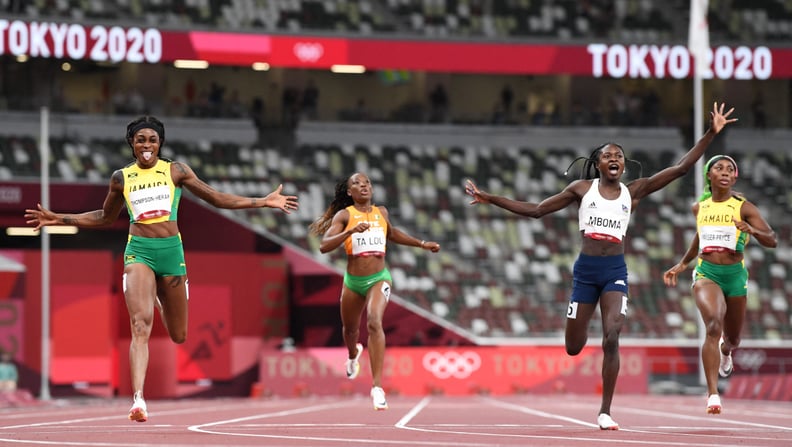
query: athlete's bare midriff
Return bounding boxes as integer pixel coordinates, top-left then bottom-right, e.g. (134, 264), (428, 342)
(580, 234), (624, 257)
(129, 221), (179, 238)
(347, 254), (386, 276)
(700, 250), (744, 265)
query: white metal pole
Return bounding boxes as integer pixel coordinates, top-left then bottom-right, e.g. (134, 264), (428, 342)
(688, 0), (711, 390)
(40, 107), (51, 401)
(693, 67), (706, 388)
(694, 75), (704, 197)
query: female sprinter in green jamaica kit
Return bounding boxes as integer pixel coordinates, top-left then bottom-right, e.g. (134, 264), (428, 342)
(664, 154), (776, 415)
(25, 115), (298, 422)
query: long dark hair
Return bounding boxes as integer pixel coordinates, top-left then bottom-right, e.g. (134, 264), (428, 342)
(309, 175), (354, 236)
(564, 143), (642, 180)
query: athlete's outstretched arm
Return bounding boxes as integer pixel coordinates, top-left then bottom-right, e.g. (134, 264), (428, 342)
(380, 206), (440, 252)
(631, 102), (737, 200)
(465, 178), (583, 218)
(25, 170), (126, 230)
(175, 161), (298, 213)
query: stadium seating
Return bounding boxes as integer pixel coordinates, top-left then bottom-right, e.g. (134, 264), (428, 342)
(15, 0), (788, 42)
(4, 0), (791, 340)
(8, 133), (789, 340)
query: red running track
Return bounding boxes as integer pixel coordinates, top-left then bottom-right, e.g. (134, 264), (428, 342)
(0, 394), (790, 446)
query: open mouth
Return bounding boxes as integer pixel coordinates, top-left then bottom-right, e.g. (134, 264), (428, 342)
(141, 151), (153, 161)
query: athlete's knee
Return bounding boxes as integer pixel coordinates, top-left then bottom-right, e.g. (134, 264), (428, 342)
(169, 329), (187, 344)
(601, 330), (620, 355)
(342, 319), (358, 333)
(565, 336), (586, 356)
(130, 327), (151, 347)
(703, 318), (724, 338)
(724, 334), (741, 350)
(167, 324), (187, 345)
(366, 318), (384, 335)
(343, 329), (359, 341)
(129, 313), (153, 338)
(366, 309), (385, 334)
(566, 343), (585, 356)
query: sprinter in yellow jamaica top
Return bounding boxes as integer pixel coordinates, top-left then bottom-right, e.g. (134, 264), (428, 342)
(25, 115), (299, 423)
(664, 154), (776, 415)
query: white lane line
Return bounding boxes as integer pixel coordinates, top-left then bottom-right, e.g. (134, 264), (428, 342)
(188, 400), (355, 432)
(395, 396), (432, 428)
(616, 405), (792, 431)
(483, 397), (600, 429)
(0, 399), (295, 430)
(189, 398), (495, 446)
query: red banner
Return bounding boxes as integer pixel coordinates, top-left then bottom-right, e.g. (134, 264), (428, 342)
(258, 346), (648, 397)
(2, 19), (792, 78)
(0, 300), (23, 363)
(176, 284), (232, 381)
(50, 283), (114, 383)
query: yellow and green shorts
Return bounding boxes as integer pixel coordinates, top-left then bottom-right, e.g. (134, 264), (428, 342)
(124, 234), (187, 277)
(693, 259), (748, 298)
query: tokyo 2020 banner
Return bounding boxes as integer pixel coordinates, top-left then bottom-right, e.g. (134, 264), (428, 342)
(259, 346), (649, 396)
(2, 19), (792, 79)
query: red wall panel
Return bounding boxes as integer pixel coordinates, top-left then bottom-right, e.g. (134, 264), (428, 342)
(258, 346), (649, 397)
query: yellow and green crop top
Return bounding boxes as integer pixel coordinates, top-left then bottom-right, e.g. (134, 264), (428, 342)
(121, 159), (181, 224)
(696, 195), (748, 253)
(343, 205), (388, 256)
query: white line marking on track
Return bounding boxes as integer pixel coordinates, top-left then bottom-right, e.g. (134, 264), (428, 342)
(0, 400), (277, 430)
(2, 396), (789, 447)
(617, 406), (792, 431)
(482, 396), (599, 429)
(395, 396), (431, 428)
(0, 441), (239, 447)
(188, 398), (499, 446)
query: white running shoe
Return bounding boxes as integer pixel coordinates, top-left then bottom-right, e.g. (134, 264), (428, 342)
(707, 394), (722, 414)
(128, 396), (148, 422)
(597, 413), (619, 430)
(345, 343), (363, 379)
(371, 386), (388, 411)
(718, 337), (733, 378)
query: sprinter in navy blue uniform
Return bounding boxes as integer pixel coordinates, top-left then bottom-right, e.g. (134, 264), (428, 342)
(465, 102), (736, 430)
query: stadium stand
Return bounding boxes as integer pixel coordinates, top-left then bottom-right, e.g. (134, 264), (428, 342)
(1, 0), (789, 341)
(4, 125), (790, 340)
(8, 0), (787, 42)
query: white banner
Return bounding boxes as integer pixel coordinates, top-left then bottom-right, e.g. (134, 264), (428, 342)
(688, 0), (710, 74)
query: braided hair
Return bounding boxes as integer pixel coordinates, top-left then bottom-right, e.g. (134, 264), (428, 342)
(564, 143), (642, 180)
(309, 175), (355, 236)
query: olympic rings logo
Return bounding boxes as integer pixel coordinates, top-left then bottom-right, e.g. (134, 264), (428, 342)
(734, 349), (767, 370)
(422, 351), (481, 379)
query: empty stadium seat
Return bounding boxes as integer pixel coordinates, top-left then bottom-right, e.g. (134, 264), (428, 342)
(24, 0), (790, 43)
(5, 133), (791, 340)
